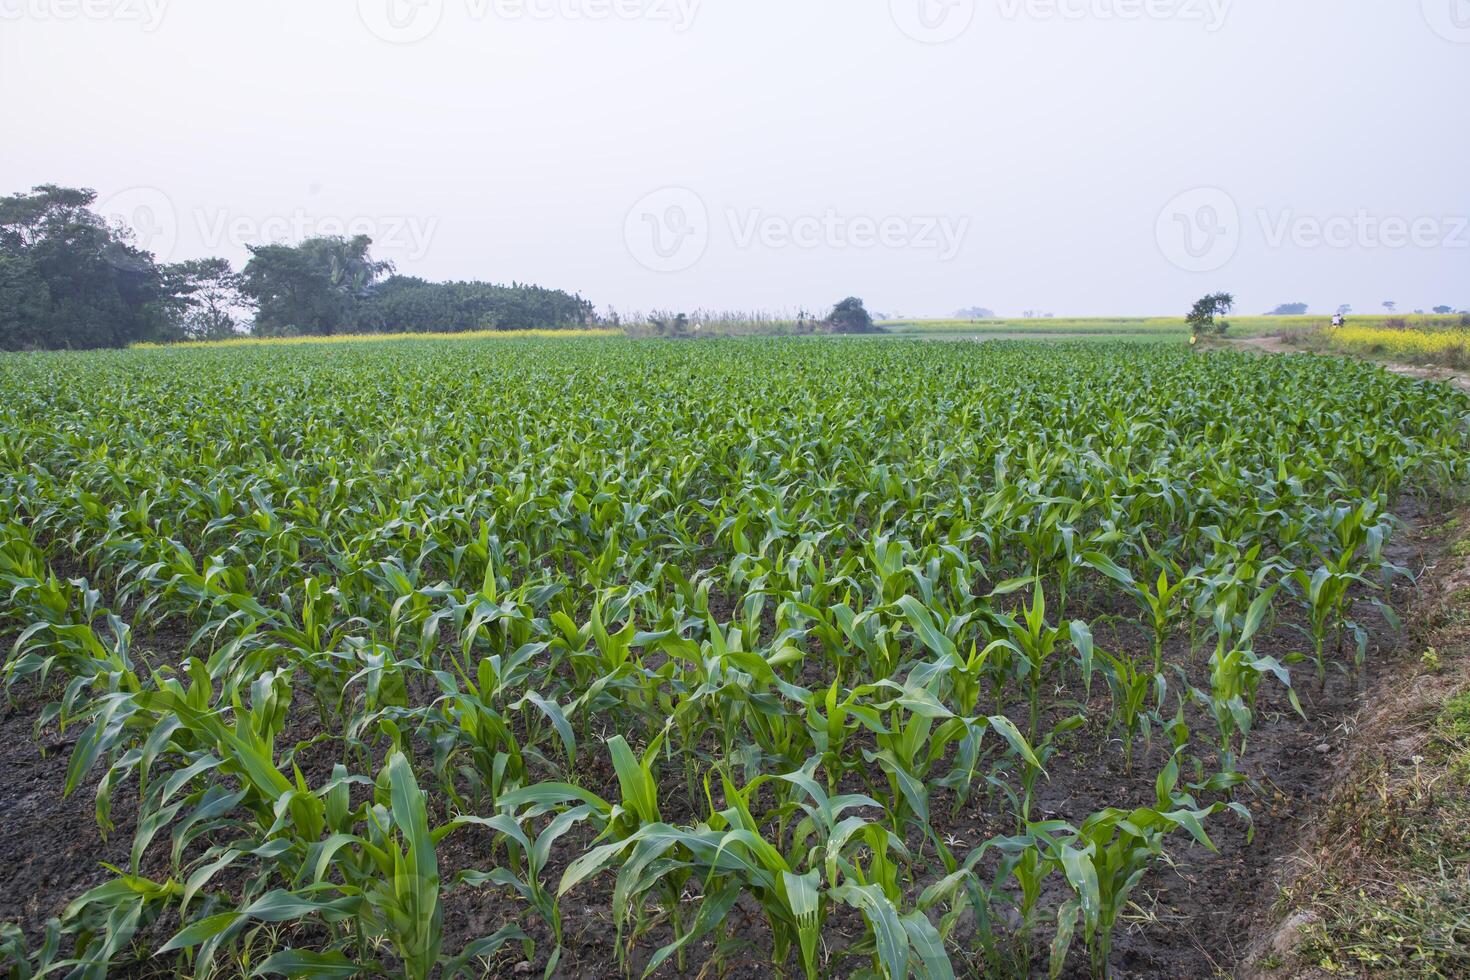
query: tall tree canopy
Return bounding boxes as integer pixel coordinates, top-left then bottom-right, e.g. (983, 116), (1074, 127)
(0, 185), (178, 350)
(240, 235), (393, 337)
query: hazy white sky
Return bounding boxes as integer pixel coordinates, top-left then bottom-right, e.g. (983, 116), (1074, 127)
(3, 0), (1467, 317)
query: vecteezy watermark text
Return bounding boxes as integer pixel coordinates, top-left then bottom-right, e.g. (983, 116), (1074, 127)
(94, 187), (439, 264)
(1157, 186), (1469, 272)
(623, 187), (970, 273)
(358, 0), (699, 44)
(196, 209), (439, 262)
(996, 0), (1231, 30)
(727, 210), (969, 261)
(891, 0), (1229, 43)
(0, 0), (168, 29)
(1259, 210), (1470, 251)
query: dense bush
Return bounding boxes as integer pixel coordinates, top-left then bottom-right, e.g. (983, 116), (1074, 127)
(357, 277), (595, 333)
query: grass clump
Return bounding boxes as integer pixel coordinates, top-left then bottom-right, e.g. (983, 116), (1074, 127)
(1436, 692), (1470, 758)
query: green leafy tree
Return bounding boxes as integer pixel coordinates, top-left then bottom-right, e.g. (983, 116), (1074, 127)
(825, 297), (879, 334)
(240, 235), (392, 336)
(161, 257), (252, 341)
(0, 252), (49, 350)
(1186, 292), (1235, 343)
(0, 184), (177, 349)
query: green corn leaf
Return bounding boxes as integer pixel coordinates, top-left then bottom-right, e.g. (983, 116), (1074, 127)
(901, 909), (954, 980)
(832, 883), (908, 980)
(896, 595), (957, 660)
(608, 735), (659, 825)
(253, 949), (361, 978)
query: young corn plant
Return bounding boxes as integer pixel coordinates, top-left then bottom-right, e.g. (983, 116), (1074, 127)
(452, 803), (597, 976)
(998, 588), (1066, 745)
(1188, 588), (1303, 772)
(1098, 646), (1155, 772)
(1286, 561), (1374, 688)
(1113, 557), (1196, 678)
(1042, 752), (1251, 977)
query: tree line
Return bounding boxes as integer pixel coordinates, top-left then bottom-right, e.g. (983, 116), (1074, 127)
(0, 185), (595, 350)
(1269, 302), (1465, 317)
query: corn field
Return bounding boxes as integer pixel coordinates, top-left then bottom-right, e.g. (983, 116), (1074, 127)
(0, 338), (1467, 978)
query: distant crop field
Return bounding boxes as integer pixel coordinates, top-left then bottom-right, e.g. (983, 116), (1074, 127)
(1299, 319), (1470, 370)
(2, 338), (1467, 978)
(130, 327), (624, 349)
(885, 314), (1465, 341)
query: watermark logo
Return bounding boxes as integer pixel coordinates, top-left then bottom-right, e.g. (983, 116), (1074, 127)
(97, 186), (179, 261)
(195, 209), (440, 262)
(1157, 187), (1240, 273)
(624, 188), (971, 272)
(94, 189), (440, 265)
(1158, 188), (1470, 270)
(727, 209), (969, 261)
(1422, 0), (1470, 43)
(484, 0), (699, 29)
(625, 188), (709, 273)
(0, 0), (169, 30)
(890, 0), (976, 43)
(359, 0), (699, 43)
(358, 0), (445, 44)
(996, 0), (1231, 31)
(1258, 210), (1469, 250)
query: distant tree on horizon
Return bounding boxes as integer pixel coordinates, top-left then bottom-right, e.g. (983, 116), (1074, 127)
(1268, 303), (1308, 316)
(1187, 292), (1235, 343)
(954, 306), (996, 320)
(825, 297), (879, 334)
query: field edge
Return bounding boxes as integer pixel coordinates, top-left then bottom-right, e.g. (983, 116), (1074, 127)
(1242, 511), (1470, 979)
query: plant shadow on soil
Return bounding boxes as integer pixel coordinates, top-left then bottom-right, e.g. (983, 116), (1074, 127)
(0, 503), (1456, 979)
